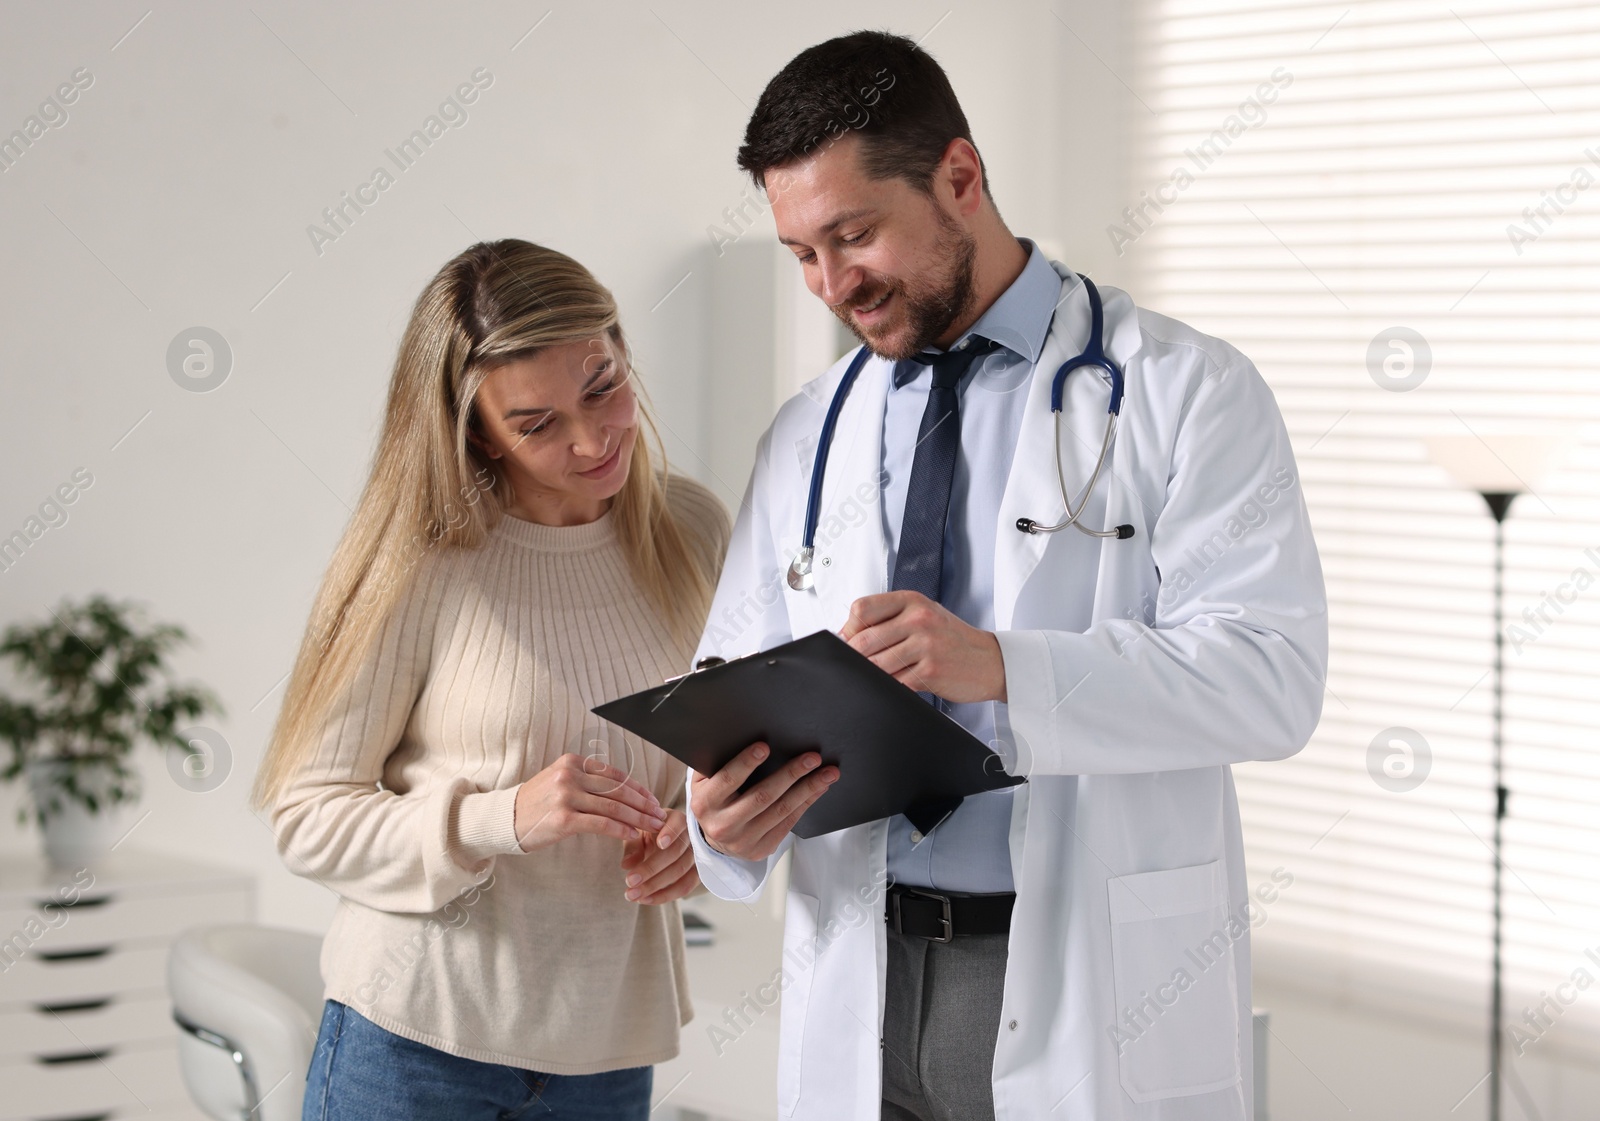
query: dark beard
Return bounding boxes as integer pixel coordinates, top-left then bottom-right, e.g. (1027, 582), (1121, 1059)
(831, 211), (979, 363)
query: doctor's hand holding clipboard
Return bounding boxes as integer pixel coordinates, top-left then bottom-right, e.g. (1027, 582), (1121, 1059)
(689, 588), (1008, 861)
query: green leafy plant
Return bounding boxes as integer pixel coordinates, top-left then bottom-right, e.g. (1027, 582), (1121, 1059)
(0, 595), (222, 823)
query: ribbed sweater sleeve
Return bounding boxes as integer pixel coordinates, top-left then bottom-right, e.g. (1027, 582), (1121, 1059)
(269, 552), (524, 915)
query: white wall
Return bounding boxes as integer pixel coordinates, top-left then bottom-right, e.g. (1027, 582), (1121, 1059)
(0, 0), (1134, 932)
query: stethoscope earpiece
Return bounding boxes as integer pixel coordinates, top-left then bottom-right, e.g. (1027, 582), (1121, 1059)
(1018, 517), (1134, 539)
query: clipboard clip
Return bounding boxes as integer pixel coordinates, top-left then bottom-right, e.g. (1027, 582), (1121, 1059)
(663, 655), (727, 686)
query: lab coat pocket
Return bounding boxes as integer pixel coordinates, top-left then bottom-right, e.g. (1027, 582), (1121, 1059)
(777, 890), (821, 1116)
(1106, 860), (1241, 1103)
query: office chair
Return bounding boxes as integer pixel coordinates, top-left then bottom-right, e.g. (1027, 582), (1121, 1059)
(167, 924), (324, 1121)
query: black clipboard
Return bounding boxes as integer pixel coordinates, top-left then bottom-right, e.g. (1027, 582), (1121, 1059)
(591, 629), (1025, 839)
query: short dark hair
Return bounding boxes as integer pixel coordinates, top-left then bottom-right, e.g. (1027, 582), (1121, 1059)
(737, 30), (989, 197)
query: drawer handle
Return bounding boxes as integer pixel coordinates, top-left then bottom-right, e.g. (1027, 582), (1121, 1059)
(37, 1047), (113, 1065)
(33, 946), (113, 963)
(33, 1115), (111, 1121)
(39, 894), (115, 911)
(34, 997), (113, 1015)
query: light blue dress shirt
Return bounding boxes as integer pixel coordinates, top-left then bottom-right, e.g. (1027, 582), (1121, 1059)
(882, 239), (1061, 894)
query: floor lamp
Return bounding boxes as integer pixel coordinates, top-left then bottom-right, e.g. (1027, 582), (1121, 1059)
(1425, 434), (1570, 1121)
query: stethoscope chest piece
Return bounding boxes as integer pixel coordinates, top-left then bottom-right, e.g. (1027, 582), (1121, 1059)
(786, 546), (816, 591)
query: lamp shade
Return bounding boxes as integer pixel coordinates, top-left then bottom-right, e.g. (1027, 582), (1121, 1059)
(1424, 429), (1579, 495)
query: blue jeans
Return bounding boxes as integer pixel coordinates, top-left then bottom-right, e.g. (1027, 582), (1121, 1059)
(302, 1001), (653, 1120)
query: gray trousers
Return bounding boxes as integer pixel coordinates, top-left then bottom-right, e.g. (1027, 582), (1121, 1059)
(880, 925), (1010, 1121)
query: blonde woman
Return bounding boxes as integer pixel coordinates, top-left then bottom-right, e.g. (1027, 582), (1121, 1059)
(254, 240), (730, 1120)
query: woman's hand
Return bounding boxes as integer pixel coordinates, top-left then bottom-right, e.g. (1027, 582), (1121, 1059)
(513, 754), (666, 853)
(620, 808), (700, 905)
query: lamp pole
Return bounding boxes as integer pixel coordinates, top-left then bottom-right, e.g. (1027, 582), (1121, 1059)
(1480, 489), (1516, 1121)
(1426, 432), (1567, 1121)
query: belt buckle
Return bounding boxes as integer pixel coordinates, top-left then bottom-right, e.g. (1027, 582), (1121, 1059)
(894, 887), (954, 943)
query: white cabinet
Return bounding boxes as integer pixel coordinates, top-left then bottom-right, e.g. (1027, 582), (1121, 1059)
(0, 850), (253, 1121)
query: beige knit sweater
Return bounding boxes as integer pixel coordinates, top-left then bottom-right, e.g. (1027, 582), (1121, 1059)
(271, 475), (730, 1074)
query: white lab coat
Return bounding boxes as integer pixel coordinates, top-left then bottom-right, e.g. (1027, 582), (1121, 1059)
(685, 261), (1327, 1121)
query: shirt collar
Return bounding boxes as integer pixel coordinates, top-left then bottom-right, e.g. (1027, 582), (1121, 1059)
(892, 238), (1059, 388)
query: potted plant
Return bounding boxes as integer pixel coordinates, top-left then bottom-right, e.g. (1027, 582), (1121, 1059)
(0, 595), (222, 866)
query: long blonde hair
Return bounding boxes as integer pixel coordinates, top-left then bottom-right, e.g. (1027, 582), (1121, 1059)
(253, 240), (716, 808)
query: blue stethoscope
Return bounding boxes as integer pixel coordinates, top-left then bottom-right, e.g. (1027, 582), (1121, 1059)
(787, 275), (1134, 592)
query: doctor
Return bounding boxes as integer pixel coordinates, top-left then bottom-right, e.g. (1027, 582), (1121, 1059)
(685, 30), (1327, 1121)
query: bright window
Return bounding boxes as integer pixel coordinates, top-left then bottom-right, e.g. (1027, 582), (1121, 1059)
(1131, 0), (1600, 1057)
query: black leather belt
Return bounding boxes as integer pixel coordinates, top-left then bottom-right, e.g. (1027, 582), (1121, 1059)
(886, 884), (1015, 942)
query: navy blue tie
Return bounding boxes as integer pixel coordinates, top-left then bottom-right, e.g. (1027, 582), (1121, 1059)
(891, 336), (999, 834)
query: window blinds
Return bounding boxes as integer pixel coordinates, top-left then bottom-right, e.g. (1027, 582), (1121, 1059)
(1131, 0), (1600, 1057)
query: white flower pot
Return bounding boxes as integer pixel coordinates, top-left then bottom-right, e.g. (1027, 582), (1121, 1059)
(26, 760), (125, 868)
